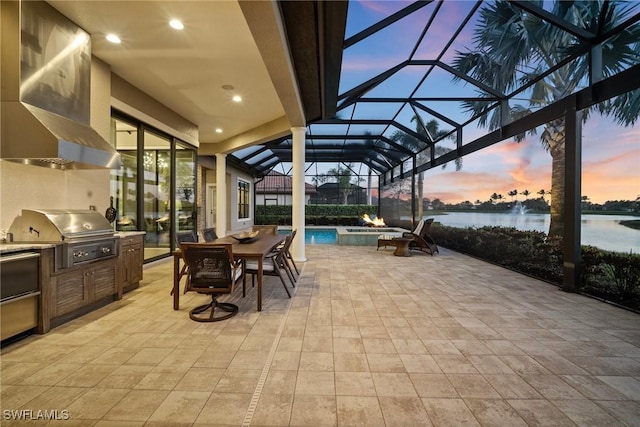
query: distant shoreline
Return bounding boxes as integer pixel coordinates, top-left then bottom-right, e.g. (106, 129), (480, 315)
(620, 220), (640, 230)
(426, 210), (640, 217)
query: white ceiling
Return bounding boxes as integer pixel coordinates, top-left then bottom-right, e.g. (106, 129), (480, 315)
(46, 0), (300, 151)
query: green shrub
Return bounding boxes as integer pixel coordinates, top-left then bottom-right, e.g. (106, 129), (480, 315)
(255, 204), (378, 225)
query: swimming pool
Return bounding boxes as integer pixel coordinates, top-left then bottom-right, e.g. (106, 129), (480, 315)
(279, 228), (337, 244)
(278, 226), (408, 245)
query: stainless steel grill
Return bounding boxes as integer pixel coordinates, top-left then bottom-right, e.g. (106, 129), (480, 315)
(8, 209), (118, 269)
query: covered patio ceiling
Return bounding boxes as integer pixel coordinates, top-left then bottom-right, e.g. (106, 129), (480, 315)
(232, 0), (640, 177)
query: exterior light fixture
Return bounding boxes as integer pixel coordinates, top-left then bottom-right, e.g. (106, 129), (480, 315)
(106, 34), (121, 44)
(169, 19), (184, 30)
(215, 128), (223, 133)
(232, 95), (242, 103)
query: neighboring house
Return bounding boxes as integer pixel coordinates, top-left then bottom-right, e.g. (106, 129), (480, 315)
(311, 182), (368, 205)
(255, 171), (316, 205)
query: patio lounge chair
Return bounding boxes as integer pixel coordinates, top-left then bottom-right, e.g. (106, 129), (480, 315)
(402, 218), (438, 255)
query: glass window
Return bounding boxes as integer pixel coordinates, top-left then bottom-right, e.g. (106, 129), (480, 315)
(110, 117), (137, 232)
(238, 179), (250, 219)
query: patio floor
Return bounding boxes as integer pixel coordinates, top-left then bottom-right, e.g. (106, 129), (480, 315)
(1, 245), (639, 426)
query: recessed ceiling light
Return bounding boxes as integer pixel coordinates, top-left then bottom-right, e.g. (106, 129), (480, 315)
(215, 128), (223, 134)
(106, 34), (121, 44)
(169, 19), (184, 30)
(232, 95), (242, 103)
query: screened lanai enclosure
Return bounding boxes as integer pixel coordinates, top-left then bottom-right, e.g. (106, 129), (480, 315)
(231, 1), (640, 291)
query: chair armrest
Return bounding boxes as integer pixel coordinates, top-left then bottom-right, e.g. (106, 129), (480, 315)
(402, 232), (416, 238)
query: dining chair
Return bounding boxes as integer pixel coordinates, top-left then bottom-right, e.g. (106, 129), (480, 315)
(181, 243), (239, 322)
(243, 236), (293, 298)
(173, 231), (197, 295)
(202, 227), (218, 242)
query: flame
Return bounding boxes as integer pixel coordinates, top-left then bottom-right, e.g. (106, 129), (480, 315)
(362, 213), (386, 227)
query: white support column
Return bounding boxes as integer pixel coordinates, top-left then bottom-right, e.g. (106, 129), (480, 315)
(216, 153), (227, 237)
(291, 126), (307, 262)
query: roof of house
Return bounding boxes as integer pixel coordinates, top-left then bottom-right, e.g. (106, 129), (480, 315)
(255, 171), (316, 194)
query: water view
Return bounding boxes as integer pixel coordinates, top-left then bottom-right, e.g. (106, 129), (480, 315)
(426, 212), (639, 253)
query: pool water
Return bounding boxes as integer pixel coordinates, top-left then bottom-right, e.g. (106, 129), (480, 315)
(278, 228), (337, 244)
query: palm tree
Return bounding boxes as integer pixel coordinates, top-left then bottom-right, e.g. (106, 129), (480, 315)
(315, 162), (362, 204)
(508, 189), (518, 202)
(520, 189), (531, 200)
(453, 1), (640, 236)
(392, 115), (460, 220)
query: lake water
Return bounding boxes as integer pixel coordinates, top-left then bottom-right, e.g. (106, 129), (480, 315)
(424, 212), (639, 253)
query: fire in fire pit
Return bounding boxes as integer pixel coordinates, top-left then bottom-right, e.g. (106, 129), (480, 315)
(361, 213), (386, 227)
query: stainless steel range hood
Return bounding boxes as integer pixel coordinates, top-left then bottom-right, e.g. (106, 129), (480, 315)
(1, 0), (121, 170)
(1, 102), (121, 169)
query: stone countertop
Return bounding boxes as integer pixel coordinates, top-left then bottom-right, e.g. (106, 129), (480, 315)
(0, 243), (56, 254)
(1, 232), (146, 254)
(116, 231), (146, 238)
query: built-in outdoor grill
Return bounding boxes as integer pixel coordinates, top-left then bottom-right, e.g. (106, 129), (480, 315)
(8, 209), (118, 269)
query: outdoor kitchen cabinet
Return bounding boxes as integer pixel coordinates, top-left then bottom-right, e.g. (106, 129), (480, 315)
(48, 258), (117, 324)
(118, 234), (144, 295)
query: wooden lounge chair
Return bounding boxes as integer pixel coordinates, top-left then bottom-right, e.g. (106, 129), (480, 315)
(402, 218), (438, 255)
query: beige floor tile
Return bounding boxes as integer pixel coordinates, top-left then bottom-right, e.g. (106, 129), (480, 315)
(277, 336), (303, 352)
(560, 374), (630, 400)
(90, 348), (138, 365)
(362, 338), (398, 354)
(464, 398), (528, 426)
(301, 336), (333, 353)
(19, 363), (78, 386)
(262, 370), (298, 395)
(55, 365), (119, 388)
(270, 351), (301, 371)
(251, 393), (294, 426)
(409, 373), (459, 398)
(96, 365), (153, 389)
(446, 374), (501, 399)
(594, 400), (640, 427)
(336, 396), (384, 426)
(432, 354), (478, 374)
(378, 396), (432, 426)
(19, 386), (86, 412)
(124, 347), (173, 366)
(227, 350), (269, 370)
(174, 367), (225, 392)
(335, 372), (376, 396)
(371, 372), (417, 397)
(597, 375), (640, 399)
(290, 395), (336, 426)
(392, 338), (427, 354)
(421, 398), (480, 426)
(295, 371), (335, 395)
(482, 374), (542, 399)
(553, 399), (622, 426)
(467, 354), (515, 374)
(1, 362), (46, 385)
(520, 373), (584, 399)
(214, 369), (261, 394)
(333, 353), (369, 372)
(400, 354), (442, 373)
(193, 350), (237, 369)
(103, 389), (170, 422)
(147, 390), (210, 423)
(332, 337), (364, 353)
(195, 392), (251, 425)
(421, 340), (462, 355)
(134, 365), (189, 390)
(66, 388), (130, 420)
(366, 353), (406, 373)
(507, 399), (579, 427)
(332, 325), (361, 338)
(299, 351), (334, 371)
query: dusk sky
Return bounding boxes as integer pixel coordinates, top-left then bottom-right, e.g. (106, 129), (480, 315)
(336, 0), (640, 205)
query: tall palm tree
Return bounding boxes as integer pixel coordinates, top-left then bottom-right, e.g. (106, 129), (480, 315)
(315, 162), (362, 204)
(392, 115), (461, 220)
(453, 0), (640, 236)
(508, 189), (518, 202)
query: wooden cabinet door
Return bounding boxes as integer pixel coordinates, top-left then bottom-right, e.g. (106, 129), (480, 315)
(93, 259), (117, 300)
(51, 269), (90, 317)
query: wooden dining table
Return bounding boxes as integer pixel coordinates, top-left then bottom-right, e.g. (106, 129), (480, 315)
(172, 233), (285, 312)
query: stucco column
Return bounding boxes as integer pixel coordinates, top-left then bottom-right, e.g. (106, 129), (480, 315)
(291, 126), (307, 262)
(216, 153), (227, 237)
